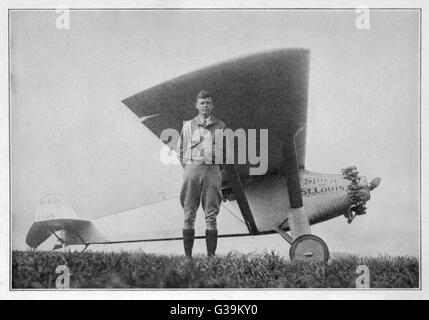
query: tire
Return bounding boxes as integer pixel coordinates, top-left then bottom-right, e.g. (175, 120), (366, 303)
(289, 234), (329, 262)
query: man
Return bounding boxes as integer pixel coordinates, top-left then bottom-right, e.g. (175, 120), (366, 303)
(177, 89), (228, 259)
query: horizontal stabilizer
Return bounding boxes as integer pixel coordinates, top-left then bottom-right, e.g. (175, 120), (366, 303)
(26, 194), (105, 248)
(26, 219), (95, 249)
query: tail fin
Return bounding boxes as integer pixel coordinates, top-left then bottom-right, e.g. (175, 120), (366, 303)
(26, 194), (104, 249)
(34, 194), (80, 222)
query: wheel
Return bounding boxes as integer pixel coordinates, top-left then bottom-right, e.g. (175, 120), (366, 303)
(289, 234), (329, 262)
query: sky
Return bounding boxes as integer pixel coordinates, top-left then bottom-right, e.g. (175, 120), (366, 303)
(10, 9), (420, 257)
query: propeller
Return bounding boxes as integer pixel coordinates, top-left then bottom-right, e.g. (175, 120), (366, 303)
(368, 177), (381, 191)
(341, 166), (380, 224)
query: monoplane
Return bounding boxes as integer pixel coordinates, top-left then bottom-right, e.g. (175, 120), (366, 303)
(26, 48), (381, 261)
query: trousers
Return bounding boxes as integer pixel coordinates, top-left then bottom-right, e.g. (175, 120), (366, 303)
(180, 164), (222, 230)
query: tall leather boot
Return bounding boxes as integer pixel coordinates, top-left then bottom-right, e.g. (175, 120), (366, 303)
(183, 229), (195, 259)
(206, 229), (218, 257)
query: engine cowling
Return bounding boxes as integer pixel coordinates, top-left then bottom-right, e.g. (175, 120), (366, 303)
(300, 167), (380, 225)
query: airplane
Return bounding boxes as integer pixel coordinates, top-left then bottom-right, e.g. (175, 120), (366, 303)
(25, 48), (381, 262)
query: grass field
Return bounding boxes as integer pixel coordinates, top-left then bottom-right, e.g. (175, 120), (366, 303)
(12, 250), (419, 289)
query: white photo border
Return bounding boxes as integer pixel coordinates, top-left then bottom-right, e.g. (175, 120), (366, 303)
(1, 0), (426, 300)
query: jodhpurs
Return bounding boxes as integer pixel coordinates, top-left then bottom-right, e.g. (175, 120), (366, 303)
(180, 164), (222, 230)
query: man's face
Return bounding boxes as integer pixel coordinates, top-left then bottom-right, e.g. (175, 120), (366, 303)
(195, 97), (214, 118)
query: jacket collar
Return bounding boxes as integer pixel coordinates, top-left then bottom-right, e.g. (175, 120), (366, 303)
(193, 115), (218, 127)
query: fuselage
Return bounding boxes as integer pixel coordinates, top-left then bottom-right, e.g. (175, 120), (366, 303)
(239, 168), (371, 233)
(26, 167), (376, 249)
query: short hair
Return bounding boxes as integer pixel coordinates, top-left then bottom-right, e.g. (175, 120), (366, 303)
(196, 89), (212, 100)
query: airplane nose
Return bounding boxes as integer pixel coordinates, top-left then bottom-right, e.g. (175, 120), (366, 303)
(368, 177), (381, 191)
(341, 167), (381, 223)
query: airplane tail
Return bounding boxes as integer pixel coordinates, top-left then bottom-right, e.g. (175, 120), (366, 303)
(25, 194), (104, 249)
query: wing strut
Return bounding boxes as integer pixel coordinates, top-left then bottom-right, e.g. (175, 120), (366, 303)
(282, 130), (304, 208)
(281, 130), (311, 238)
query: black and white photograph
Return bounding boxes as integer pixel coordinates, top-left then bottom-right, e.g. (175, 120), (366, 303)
(2, 0), (426, 298)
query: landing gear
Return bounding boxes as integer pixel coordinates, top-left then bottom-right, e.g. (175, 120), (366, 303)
(274, 228), (329, 262)
(289, 234), (329, 262)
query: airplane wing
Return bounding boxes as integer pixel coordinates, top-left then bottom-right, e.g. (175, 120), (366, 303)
(123, 48), (310, 233)
(123, 48), (309, 172)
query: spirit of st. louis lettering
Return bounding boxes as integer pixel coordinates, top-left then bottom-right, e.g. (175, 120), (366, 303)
(303, 177), (338, 185)
(300, 174), (346, 196)
(301, 185), (345, 196)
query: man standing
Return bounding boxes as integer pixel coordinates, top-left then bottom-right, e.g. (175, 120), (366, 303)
(177, 89), (227, 259)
